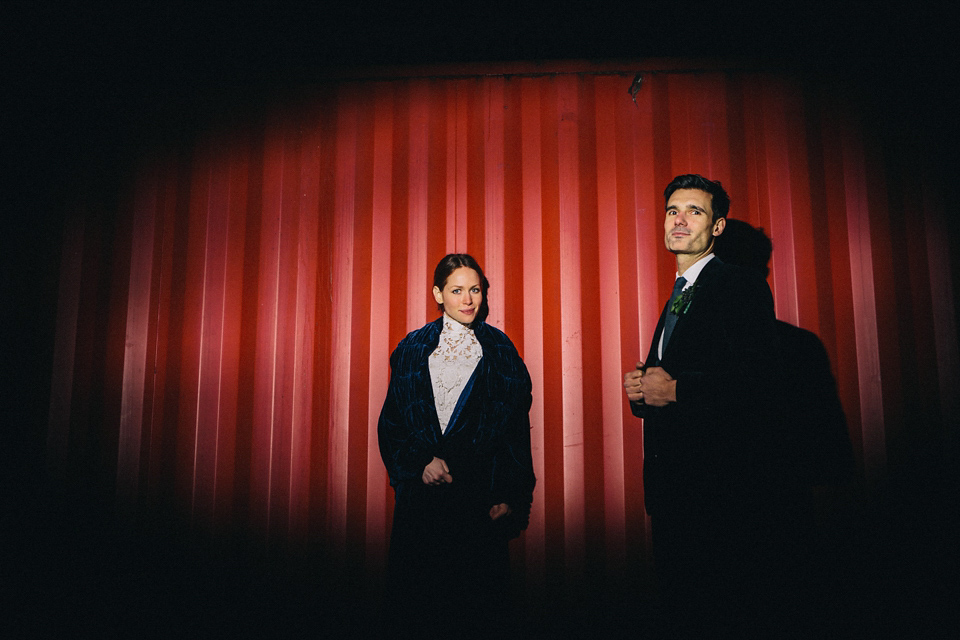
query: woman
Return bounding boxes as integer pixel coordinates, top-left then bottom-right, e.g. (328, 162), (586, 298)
(378, 254), (535, 634)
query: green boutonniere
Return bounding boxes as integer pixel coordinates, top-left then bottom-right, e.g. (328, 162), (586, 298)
(669, 282), (698, 316)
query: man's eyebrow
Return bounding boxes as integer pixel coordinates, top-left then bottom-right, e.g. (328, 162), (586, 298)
(665, 204), (707, 212)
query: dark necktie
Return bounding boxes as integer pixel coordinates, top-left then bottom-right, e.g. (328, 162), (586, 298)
(661, 276), (687, 352)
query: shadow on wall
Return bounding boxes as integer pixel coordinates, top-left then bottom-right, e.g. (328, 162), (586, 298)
(715, 219), (959, 638)
(715, 218), (855, 492)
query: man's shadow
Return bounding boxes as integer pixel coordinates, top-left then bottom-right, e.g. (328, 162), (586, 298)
(715, 220), (855, 530)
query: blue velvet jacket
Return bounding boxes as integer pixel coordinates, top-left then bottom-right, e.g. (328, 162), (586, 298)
(378, 317), (535, 537)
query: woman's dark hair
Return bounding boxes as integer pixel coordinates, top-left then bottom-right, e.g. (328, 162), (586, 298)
(664, 174), (731, 221)
(433, 253), (490, 323)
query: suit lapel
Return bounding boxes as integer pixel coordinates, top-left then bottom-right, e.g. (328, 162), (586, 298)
(418, 319), (445, 440)
(423, 369), (444, 439)
(648, 305), (669, 366)
(657, 257), (722, 364)
(443, 359), (482, 438)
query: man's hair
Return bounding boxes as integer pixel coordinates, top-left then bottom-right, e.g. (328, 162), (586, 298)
(664, 174), (731, 221)
(433, 253), (490, 322)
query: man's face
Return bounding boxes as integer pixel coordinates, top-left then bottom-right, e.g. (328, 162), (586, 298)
(663, 188), (725, 258)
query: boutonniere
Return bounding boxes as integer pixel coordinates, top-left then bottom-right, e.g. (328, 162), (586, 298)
(669, 282), (698, 316)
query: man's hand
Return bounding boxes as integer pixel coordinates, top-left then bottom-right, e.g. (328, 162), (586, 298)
(623, 361), (646, 403)
(639, 366), (676, 407)
(422, 457), (453, 485)
(489, 503), (512, 520)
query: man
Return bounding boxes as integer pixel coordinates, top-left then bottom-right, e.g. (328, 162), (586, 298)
(624, 175), (783, 635)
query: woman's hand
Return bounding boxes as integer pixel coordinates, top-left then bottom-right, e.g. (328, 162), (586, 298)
(422, 457), (453, 485)
(489, 503), (511, 520)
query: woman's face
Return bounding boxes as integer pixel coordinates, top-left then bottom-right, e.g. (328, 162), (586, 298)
(433, 267), (482, 326)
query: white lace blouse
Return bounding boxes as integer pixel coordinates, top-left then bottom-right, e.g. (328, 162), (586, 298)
(429, 313), (483, 433)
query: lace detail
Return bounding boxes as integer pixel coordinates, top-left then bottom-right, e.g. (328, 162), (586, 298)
(429, 314), (483, 433)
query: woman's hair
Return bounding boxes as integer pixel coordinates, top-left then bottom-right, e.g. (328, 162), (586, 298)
(433, 253), (490, 323)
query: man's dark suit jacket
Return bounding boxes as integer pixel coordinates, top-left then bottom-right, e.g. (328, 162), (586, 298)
(631, 256), (782, 539)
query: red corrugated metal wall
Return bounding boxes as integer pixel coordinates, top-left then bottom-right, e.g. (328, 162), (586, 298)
(47, 61), (959, 584)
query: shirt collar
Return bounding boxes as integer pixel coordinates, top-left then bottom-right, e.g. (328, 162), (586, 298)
(677, 253), (715, 288)
(442, 312), (476, 336)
